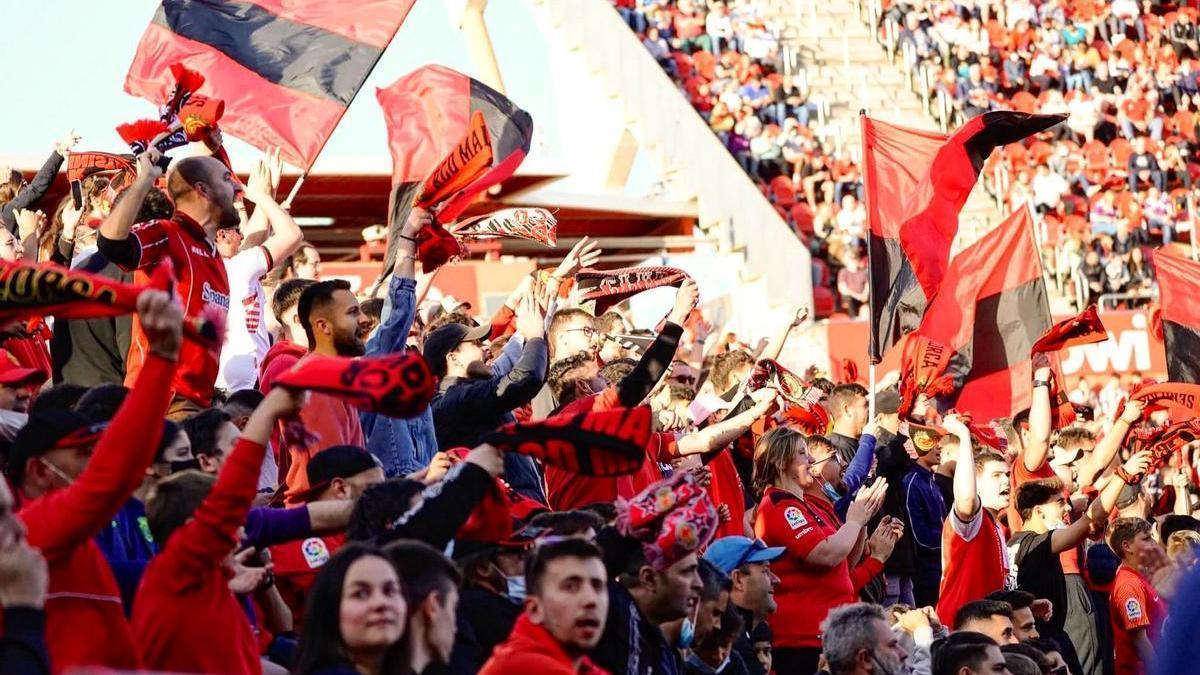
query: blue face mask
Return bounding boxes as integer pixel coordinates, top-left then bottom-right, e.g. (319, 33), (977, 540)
(505, 575), (526, 602)
(679, 617), (696, 649)
(821, 479), (843, 501)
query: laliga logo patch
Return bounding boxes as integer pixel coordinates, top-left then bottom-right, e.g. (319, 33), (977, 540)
(784, 506), (807, 530)
(301, 537), (330, 569)
(1125, 598), (1143, 621)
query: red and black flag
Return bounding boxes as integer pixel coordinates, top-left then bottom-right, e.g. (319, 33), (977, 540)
(125, 0), (416, 169)
(1154, 250), (1200, 383)
(912, 207), (1054, 422)
(376, 65), (534, 273)
(862, 110), (1065, 362)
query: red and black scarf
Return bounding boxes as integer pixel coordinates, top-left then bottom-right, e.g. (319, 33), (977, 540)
(451, 207), (557, 247)
(272, 350), (436, 418)
(0, 259), (221, 348)
(483, 406), (653, 477)
(574, 266), (691, 313)
(898, 334), (955, 419)
(1131, 382), (1200, 420)
(1128, 418), (1200, 480)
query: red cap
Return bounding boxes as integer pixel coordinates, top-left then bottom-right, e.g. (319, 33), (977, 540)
(0, 350), (46, 387)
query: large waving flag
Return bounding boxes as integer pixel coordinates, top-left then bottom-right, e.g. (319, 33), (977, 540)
(913, 207), (1053, 421)
(125, 0), (416, 169)
(1155, 250), (1200, 383)
(376, 65), (534, 272)
(863, 111), (1065, 362)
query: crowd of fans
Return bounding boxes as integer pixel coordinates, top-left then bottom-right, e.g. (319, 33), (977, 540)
(880, 0), (1200, 311)
(0, 114), (1196, 675)
(612, 0), (871, 318)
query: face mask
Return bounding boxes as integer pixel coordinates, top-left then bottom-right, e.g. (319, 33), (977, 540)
(678, 617), (696, 649)
(505, 575), (526, 602)
(821, 479), (843, 501)
(170, 458), (202, 473)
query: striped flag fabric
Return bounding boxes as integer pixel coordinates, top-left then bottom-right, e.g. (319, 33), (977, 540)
(1154, 250), (1200, 383)
(125, 0), (416, 169)
(862, 110), (1066, 362)
(376, 65), (534, 272)
(912, 206), (1054, 421)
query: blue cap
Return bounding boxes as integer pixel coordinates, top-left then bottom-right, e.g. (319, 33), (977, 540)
(703, 536), (786, 574)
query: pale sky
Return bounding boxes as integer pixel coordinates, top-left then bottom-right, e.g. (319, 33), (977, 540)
(0, 0), (567, 172)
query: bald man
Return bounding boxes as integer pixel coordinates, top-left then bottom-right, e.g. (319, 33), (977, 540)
(98, 150), (241, 418)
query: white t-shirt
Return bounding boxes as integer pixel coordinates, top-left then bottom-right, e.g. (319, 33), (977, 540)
(217, 246), (272, 392)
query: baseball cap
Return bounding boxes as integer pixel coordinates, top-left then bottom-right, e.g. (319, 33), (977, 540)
(704, 536), (785, 574)
(422, 322), (491, 377)
(8, 410), (106, 484)
(0, 350), (47, 387)
(287, 445), (381, 503)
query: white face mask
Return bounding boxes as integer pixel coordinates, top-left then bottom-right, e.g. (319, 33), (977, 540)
(40, 458), (75, 486)
(505, 574), (526, 602)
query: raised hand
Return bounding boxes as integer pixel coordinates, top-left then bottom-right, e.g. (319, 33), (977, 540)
(1120, 399), (1146, 425)
(668, 279), (699, 325)
(13, 208), (45, 241)
(136, 148), (164, 182)
(941, 413), (970, 440)
(54, 128), (81, 156)
(242, 156), (275, 205)
(552, 236), (602, 281)
(514, 290), (545, 340)
(846, 478), (888, 526)
(403, 206), (433, 240)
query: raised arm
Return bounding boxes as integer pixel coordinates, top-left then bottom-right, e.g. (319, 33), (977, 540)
(385, 444), (504, 549)
(0, 131), (76, 231)
(944, 415), (979, 521)
(240, 151), (303, 265)
(1051, 451), (1150, 554)
(760, 307), (807, 362)
(615, 280), (697, 407)
(365, 211), (425, 357)
(1024, 365), (1054, 473)
(1077, 400), (1143, 489)
(97, 149), (164, 270)
(163, 387), (306, 577)
(676, 389), (775, 457)
(22, 290), (180, 560)
(490, 295), (548, 409)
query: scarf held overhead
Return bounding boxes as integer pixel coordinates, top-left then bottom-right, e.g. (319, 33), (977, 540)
(574, 266), (691, 313)
(1131, 382), (1200, 420)
(272, 350), (436, 418)
(483, 406), (653, 477)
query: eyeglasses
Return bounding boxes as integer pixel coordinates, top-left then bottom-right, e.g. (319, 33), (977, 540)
(564, 327), (597, 337)
(811, 454), (845, 469)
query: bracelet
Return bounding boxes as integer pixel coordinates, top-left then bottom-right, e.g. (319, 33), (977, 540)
(1032, 380), (1051, 389)
(1115, 466), (1141, 485)
(398, 235), (418, 243)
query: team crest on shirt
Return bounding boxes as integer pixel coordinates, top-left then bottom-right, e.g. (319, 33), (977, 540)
(1125, 598), (1143, 621)
(301, 537), (331, 568)
(784, 506), (807, 529)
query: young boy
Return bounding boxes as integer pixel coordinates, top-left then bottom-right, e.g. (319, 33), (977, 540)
(1107, 517), (1168, 675)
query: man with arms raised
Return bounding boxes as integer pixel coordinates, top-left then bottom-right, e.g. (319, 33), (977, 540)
(98, 149), (240, 418)
(482, 538), (609, 674)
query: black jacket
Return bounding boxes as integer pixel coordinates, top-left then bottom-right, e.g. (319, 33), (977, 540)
(449, 585), (522, 674)
(593, 583), (681, 675)
(432, 337), (548, 502)
(381, 462), (496, 550)
(2, 151), (62, 232)
(50, 252), (131, 387)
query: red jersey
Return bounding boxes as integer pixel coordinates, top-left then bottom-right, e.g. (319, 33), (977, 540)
(271, 533), (347, 629)
(133, 437), (267, 674)
(938, 506), (1009, 627)
(5, 355), (174, 673)
(1110, 564), (1167, 675)
(754, 487), (883, 648)
(120, 213), (229, 406)
(708, 450), (747, 539)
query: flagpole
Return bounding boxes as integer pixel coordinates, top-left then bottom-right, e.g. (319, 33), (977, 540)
(861, 108), (877, 418)
(281, 173), (306, 210)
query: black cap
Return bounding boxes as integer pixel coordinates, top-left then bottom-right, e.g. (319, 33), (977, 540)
(422, 322), (491, 377)
(306, 445), (380, 488)
(7, 410), (106, 485)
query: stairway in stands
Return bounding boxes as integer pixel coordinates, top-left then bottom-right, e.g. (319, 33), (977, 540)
(764, 0), (1003, 250)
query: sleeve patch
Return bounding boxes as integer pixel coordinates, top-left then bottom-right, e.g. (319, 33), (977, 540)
(784, 506), (808, 529)
(1124, 597), (1143, 622)
(301, 537), (331, 569)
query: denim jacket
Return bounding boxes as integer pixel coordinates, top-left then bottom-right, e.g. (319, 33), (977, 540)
(360, 276), (440, 476)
